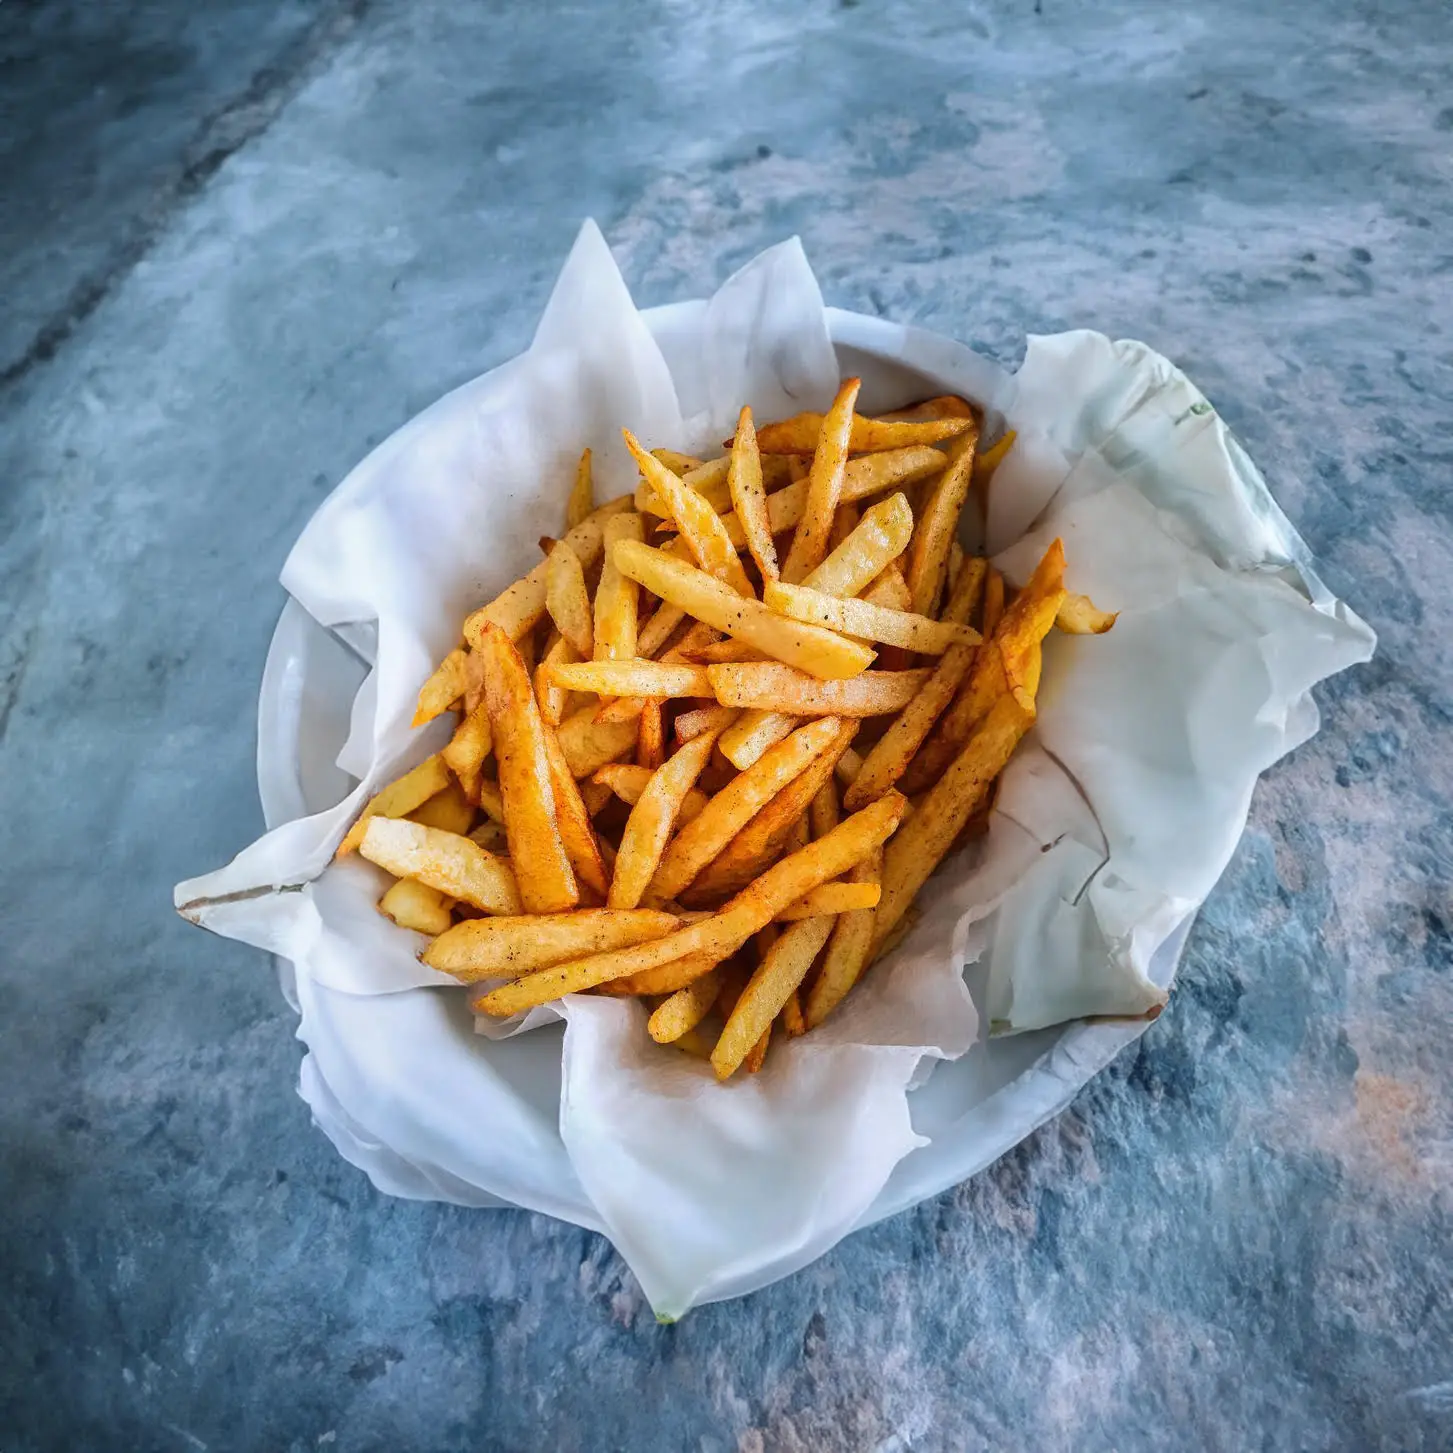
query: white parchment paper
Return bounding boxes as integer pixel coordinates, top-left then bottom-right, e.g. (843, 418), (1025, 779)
(176, 223), (1374, 1316)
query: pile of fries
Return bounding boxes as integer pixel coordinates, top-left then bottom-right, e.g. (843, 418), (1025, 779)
(337, 382), (1114, 1080)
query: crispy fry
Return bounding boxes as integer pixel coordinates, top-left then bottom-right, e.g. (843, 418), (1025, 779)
(635, 455), (732, 516)
(611, 540), (874, 680)
(906, 426), (978, 618)
(782, 377), (861, 584)
(1056, 592), (1118, 635)
(875, 394), (976, 423)
(648, 969), (722, 1043)
(593, 763), (710, 825)
(556, 703), (640, 777)
(626, 432), (754, 597)
(764, 580), (979, 654)
(463, 494), (632, 645)
(636, 698), (665, 770)
(413, 647), (467, 727)
(712, 915), (835, 1079)
(424, 908), (680, 982)
(409, 779), (475, 836)
(708, 663), (932, 716)
(566, 447), (594, 530)
(359, 818), (522, 915)
(652, 448), (703, 474)
(753, 411), (972, 455)
(744, 1022), (773, 1073)
(777, 879), (879, 920)
(718, 709), (798, 769)
(780, 989), (807, 1037)
(593, 513), (645, 666)
(546, 660), (714, 699)
(545, 540), (594, 656)
(729, 406), (778, 583)
(608, 948), (727, 997)
(377, 877), (455, 936)
(803, 492), (914, 598)
(535, 632), (578, 726)
(337, 754), (452, 857)
(648, 715), (846, 902)
(476, 791), (906, 1016)
(804, 846), (882, 1026)
(542, 721), (611, 901)
(478, 623), (578, 913)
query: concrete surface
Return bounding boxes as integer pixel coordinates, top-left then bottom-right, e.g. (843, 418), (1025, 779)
(1, 0), (1450, 1449)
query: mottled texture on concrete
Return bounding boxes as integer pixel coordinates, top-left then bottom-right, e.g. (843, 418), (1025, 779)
(2, 1), (1450, 1449)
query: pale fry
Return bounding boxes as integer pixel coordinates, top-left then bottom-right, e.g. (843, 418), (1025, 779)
(648, 970), (722, 1044)
(611, 539), (875, 680)
(476, 791), (906, 1016)
(413, 647), (467, 727)
(802, 492), (914, 598)
(809, 778), (840, 840)
(764, 581), (979, 654)
(835, 746), (864, 785)
(592, 764), (710, 825)
(478, 623), (578, 913)
(712, 915), (836, 1080)
(337, 754), (452, 857)
(1056, 592), (1118, 635)
(410, 779), (475, 836)
(463, 494), (632, 645)
(425, 908), (680, 982)
(377, 878), (455, 936)
(593, 513), (645, 665)
(782, 377), (861, 584)
(611, 732), (720, 909)
(625, 431), (754, 597)
(717, 447), (945, 547)
(803, 846), (882, 1026)
(906, 425), (978, 618)
(648, 715), (845, 902)
(777, 880), (880, 920)
(673, 703), (739, 742)
(636, 601), (688, 658)
(566, 448), (594, 530)
(753, 411), (972, 455)
(542, 722), (611, 901)
(872, 693), (1032, 953)
(729, 406), (778, 583)
(545, 540), (594, 656)
(359, 818), (522, 915)
(547, 660), (715, 699)
(708, 663), (932, 716)
(556, 704), (640, 777)
(718, 708), (798, 769)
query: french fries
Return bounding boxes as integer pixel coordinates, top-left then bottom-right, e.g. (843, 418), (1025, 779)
(340, 391), (1114, 1079)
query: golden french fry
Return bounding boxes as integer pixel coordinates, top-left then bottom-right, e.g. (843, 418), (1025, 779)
(409, 779), (475, 836)
(556, 704), (640, 777)
(782, 377), (861, 584)
(475, 791), (906, 1016)
(608, 948), (727, 997)
(360, 818), (522, 915)
(744, 1022), (772, 1074)
(634, 455), (732, 516)
(541, 721), (610, 901)
(546, 660), (714, 699)
(648, 969), (722, 1043)
(780, 989), (806, 1037)
(1056, 592), (1118, 635)
(802, 492), (914, 598)
(680, 639), (765, 665)
(413, 647), (467, 727)
(477, 623), (578, 913)
(566, 447), (594, 530)
(875, 395), (976, 423)
(625, 432), (754, 597)
(440, 705), (490, 800)
(872, 693), (1033, 953)
(648, 715), (845, 902)
(580, 778), (615, 816)
(545, 540), (594, 656)
(729, 406), (778, 583)
(377, 877), (455, 936)
(753, 411), (972, 455)
(943, 555), (989, 627)
(463, 646), (490, 717)
(636, 601), (688, 658)
(905, 426), (978, 618)
(425, 908), (680, 982)
(337, 754), (452, 857)
(685, 720), (858, 901)
(535, 632), (579, 727)
(763, 581), (979, 654)
(860, 560), (912, 613)
(718, 709), (799, 770)
(803, 846), (882, 1026)
(707, 663), (932, 716)
(611, 540), (875, 680)
(593, 513), (645, 665)
(777, 879), (879, 920)
(463, 494), (632, 645)
(592, 763), (710, 825)
(652, 448), (703, 474)
(974, 429), (1017, 487)
(712, 915), (836, 1079)
(636, 697), (665, 769)
(809, 778), (840, 840)
(672, 703), (738, 743)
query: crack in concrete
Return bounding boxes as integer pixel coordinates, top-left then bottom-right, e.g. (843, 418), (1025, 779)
(0, 0), (375, 393)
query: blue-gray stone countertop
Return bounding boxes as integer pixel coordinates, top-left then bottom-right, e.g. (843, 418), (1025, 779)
(2, 1), (1449, 1449)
